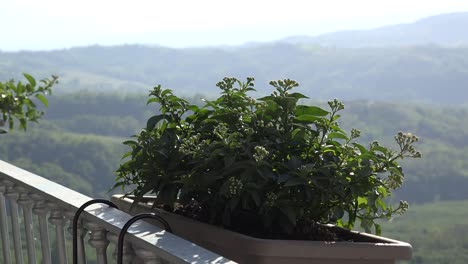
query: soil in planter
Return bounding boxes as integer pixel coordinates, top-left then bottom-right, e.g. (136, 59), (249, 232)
(157, 200), (381, 243)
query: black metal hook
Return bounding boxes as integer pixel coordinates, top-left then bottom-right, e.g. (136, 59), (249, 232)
(72, 199), (119, 264)
(117, 213), (172, 264)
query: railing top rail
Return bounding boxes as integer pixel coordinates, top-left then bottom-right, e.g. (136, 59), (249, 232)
(0, 160), (235, 264)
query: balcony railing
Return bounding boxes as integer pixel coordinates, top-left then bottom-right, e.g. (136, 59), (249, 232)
(0, 160), (235, 264)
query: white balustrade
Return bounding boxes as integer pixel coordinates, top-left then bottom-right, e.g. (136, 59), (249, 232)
(66, 210), (87, 264)
(0, 185), (11, 264)
(4, 180), (23, 264)
(31, 193), (52, 264)
(16, 186), (36, 264)
(48, 203), (68, 264)
(86, 221), (110, 264)
(0, 160), (236, 264)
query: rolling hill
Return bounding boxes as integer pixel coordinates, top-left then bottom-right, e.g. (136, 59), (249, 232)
(1, 44), (468, 104)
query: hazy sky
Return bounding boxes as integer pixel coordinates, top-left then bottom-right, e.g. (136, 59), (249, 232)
(1, 0), (468, 51)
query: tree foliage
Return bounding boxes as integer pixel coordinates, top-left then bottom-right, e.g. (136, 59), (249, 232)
(0, 73), (58, 133)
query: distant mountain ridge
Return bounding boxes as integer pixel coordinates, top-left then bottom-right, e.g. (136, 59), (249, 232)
(281, 12), (468, 47)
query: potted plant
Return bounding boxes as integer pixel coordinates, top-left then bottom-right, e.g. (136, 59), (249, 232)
(112, 77), (420, 263)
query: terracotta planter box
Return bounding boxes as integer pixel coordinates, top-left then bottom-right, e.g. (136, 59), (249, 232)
(111, 195), (412, 264)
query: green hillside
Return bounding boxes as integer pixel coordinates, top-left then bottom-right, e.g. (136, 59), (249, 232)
(382, 200), (468, 264)
(0, 128), (125, 196)
(1, 44), (468, 103)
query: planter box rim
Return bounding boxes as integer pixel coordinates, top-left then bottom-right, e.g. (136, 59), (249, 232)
(112, 194), (412, 262)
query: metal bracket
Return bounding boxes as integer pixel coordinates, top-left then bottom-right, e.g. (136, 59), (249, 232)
(72, 199), (119, 264)
(117, 212), (172, 264)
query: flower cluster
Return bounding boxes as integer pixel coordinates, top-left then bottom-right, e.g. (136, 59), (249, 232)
(350, 128), (361, 139)
(179, 133), (210, 157)
(253, 146), (269, 162)
(395, 132), (422, 158)
(228, 177), (243, 196)
(265, 192), (278, 207)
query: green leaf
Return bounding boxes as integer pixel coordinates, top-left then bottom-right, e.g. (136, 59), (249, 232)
(291, 128), (306, 141)
(375, 223), (382, 236)
(26, 109), (36, 119)
(296, 105), (329, 116)
(377, 186), (388, 197)
(263, 100), (279, 113)
(19, 118), (27, 130)
(372, 146), (389, 154)
(122, 140), (138, 146)
(35, 94), (48, 107)
(357, 196), (368, 207)
(16, 82), (24, 93)
(187, 105), (199, 112)
(23, 73), (36, 87)
(332, 114), (341, 122)
(282, 97), (298, 109)
(146, 97), (160, 105)
(330, 124), (346, 134)
(288, 92), (309, 99)
(257, 95), (274, 101)
(28, 98), (36, 107)
(146, 114), (165, 131)
(120, 151), (133, 160)
(376, 198), (387, 211)
(284, 177), (305, 186)
(161, 89), (173, 96)
(352, 143), (368, 154)
(295, 115), (320, 122)
(336, 219), (345, 228)
(328, 132), (349, 140)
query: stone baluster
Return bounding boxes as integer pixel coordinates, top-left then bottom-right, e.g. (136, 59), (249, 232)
(48, 203), (68, 264)
(31, 194), (52, 264)
(86, 221), (110, 264)
(65, 210), (87, 264)
(16, 187), (36, 264)
(0, 184), (12, 264)
(4, 181), (23, 264)
(107, 232), (136, 264)
(134, 247), (166, 264)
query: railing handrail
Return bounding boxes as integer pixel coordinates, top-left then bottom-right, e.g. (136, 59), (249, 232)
(0, 160), (235, 264)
